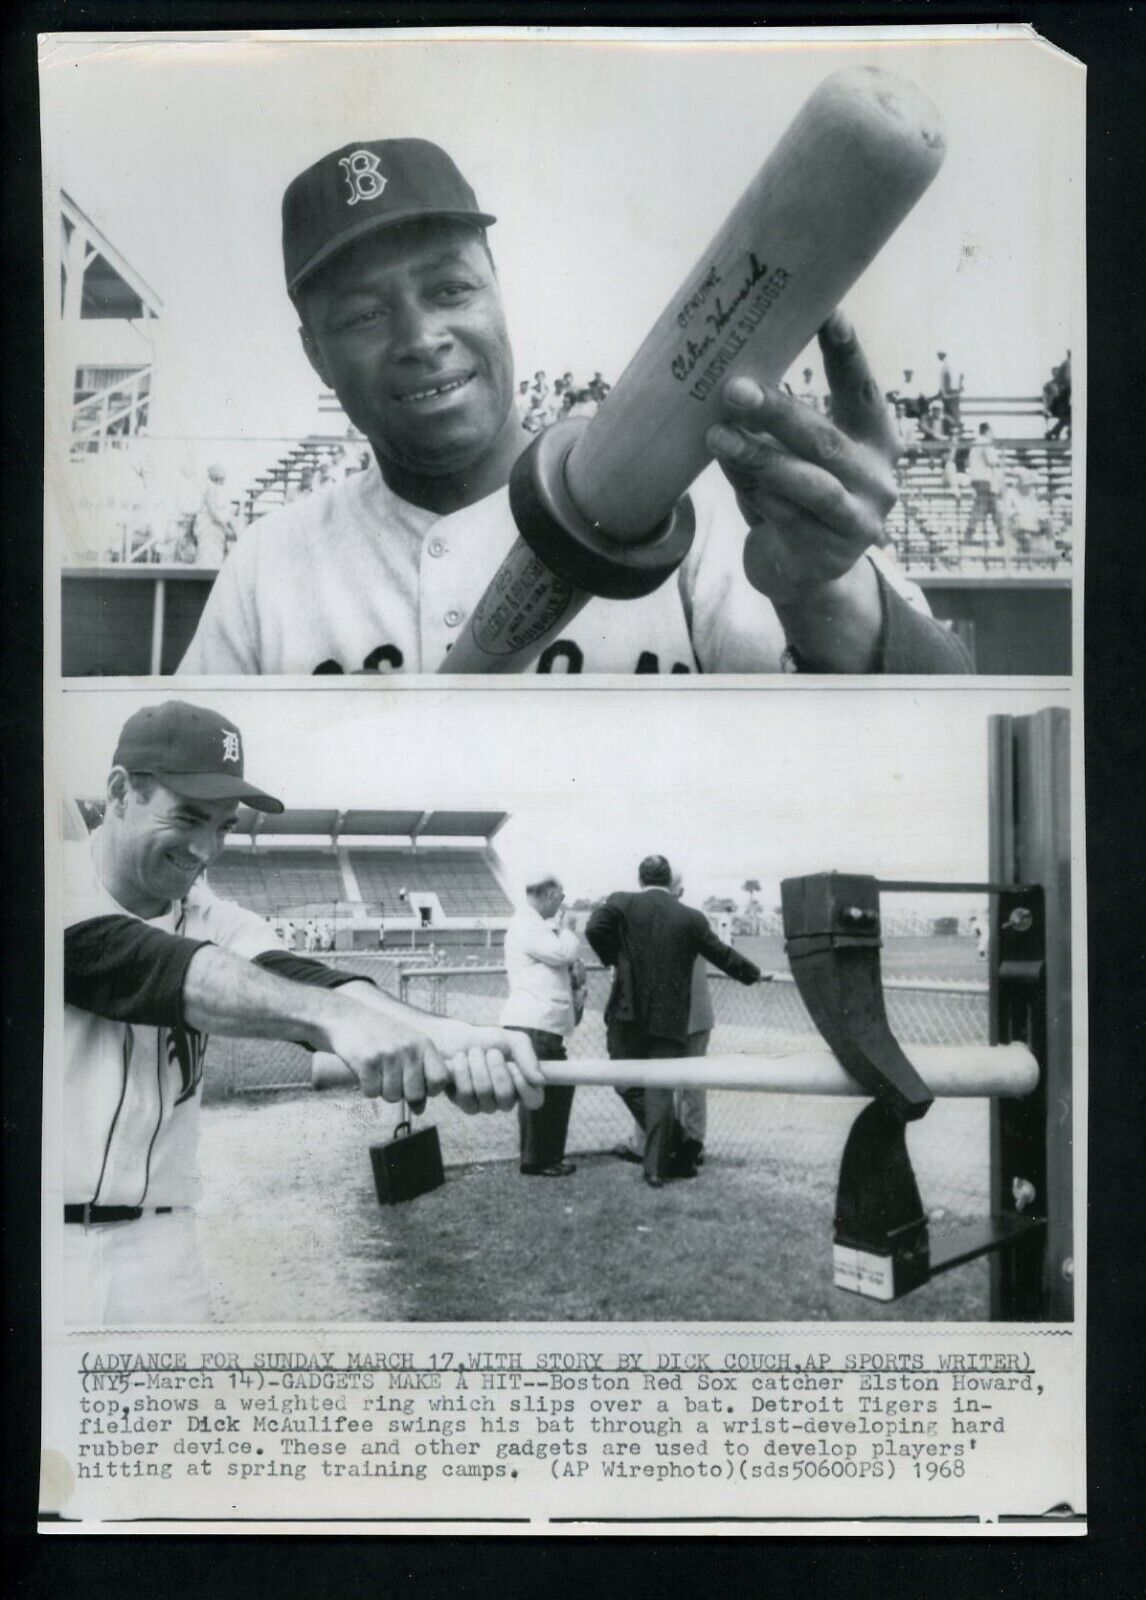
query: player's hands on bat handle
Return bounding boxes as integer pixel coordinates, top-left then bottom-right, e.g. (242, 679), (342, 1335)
(429, 1022), (546, 1115)
(322, 1008), (451, 1110)
(705, 310), (899, 609)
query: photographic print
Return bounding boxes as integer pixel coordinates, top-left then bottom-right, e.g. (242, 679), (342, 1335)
(42, 29), (1081, 678)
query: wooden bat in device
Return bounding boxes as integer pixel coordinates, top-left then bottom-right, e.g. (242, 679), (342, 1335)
(312, 1044), (1039, 1100)
(439, 67), (946, 674)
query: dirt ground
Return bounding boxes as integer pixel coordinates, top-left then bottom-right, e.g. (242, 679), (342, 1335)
(196, 1090), (988, 1325)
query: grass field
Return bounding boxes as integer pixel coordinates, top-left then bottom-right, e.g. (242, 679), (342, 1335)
(197, 932), (993, 1323)
(197, 1089), (988, 1325)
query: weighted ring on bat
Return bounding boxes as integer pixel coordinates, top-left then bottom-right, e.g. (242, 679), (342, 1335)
(508, 418), (696, 601)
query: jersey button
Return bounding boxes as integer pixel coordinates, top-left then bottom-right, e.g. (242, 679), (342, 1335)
(428, 538), (446, 558)
(444, 608), (462, 627)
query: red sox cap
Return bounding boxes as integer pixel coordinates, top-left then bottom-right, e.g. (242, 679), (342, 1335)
(282, 138), (497, 297)
(113, 702), (284, 813)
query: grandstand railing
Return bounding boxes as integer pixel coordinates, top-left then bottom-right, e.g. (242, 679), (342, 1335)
(71, 367), (153, 457)
(887, 438), (1072, 578)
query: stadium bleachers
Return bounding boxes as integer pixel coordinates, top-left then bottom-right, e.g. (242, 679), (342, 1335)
(886, 439), (1072, 576)
(206, 849), (342, 913)
(350, 849), (511, 918)
(243, 438), (368, 523)
(204, 845), (510, 919)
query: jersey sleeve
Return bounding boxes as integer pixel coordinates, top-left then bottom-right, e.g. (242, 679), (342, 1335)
(251, 950), (376, 991)
(189, 881), (284, 960)
(677, 469), (789, 673)
(877, 568), (974, 672)
(681, 468), (971, 674)
(585, 899), (623, 966)
(691, 911), (761, 985)
(177, 530), (263, 674)
(65, 915), (207, 1026)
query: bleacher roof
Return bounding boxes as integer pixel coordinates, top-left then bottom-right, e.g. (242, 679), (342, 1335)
(61, 191), (163, 320)
(230, 807), (507, 840)
(76, 802), (507, 843)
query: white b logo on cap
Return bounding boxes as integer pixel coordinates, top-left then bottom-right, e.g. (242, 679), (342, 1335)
(339, 151), (388, 207)
(221, 731), (241, 764)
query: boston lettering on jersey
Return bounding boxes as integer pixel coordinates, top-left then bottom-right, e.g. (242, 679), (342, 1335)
(310, 641), (695, 674)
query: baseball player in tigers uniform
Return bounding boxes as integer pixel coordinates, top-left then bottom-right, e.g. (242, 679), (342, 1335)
(61, 700), (542, 1325)
(178, 138), (970, 677)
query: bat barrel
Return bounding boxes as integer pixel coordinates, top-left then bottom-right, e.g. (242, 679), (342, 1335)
(539, 1043), (1037, 1099)
(565, 67), (946, 541)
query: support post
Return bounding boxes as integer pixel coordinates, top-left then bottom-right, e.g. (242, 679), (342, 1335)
(989, 708), (1072, 1319)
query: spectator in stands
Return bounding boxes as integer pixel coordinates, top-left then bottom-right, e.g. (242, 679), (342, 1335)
(890, 369), (926, 423)
(941, 439), (971, 518)
(795, 366), (822, 411)
(61, 698), (544, 1323)
(192, 464), (236, 568)
(936, 349), (963, 430)
(587, 855), (760, 1188)
(587, 371), (610, 403)
(919, 399), (951, 443)
(890, 400), (919, 462)
(965, 423), (1004, 544)
(522, 392), (547, 434)
(1044, 349), (1071, 440)
(565, 387), (598, 420)
(1004, 467), (1046, 555)
(501, 872), (585, 1178)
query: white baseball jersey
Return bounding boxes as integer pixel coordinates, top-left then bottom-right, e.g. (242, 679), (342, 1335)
(176, 460), (931, 676)
(63, 833), (279, 1209)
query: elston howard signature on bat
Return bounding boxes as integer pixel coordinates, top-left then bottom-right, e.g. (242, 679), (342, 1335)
(671, 256), (794, 396)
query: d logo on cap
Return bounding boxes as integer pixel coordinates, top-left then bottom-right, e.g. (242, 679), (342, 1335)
(339, 150), (388, 207)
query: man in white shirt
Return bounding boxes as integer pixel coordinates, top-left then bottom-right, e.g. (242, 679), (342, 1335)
(965, 423), (1004, 544)
(177, 138), (970, 676)
(500, 873), (584, 1178)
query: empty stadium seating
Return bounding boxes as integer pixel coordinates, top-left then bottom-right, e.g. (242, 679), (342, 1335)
(350, 850), (511, 917)
(206, 845), (511, 919)
(206, 849), (342, 913)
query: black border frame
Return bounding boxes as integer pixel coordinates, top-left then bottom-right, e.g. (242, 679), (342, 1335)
(4, 1), (1143, 1590)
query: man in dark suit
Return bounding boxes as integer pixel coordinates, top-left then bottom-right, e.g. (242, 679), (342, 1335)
(586, 855), (761, 1187)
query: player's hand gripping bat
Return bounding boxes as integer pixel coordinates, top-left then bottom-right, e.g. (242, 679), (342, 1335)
(438, 67), (945, 674)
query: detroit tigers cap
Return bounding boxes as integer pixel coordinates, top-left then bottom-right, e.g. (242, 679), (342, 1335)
(113, 702), (284, 813)
(283, 138), (497, 297)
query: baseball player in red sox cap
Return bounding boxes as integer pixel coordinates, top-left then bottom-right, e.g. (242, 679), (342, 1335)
(62, 700), (543, 1325)
(178, 138), (969, 677)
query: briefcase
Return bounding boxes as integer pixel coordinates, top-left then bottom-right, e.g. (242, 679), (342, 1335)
(369, 1111), (445, 1205)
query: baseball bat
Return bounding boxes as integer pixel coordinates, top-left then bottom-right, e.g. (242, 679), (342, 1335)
(312, 1043), (1038, 1100)
(439, 66), (945, 674)
(536, 1044), (1037, 1099)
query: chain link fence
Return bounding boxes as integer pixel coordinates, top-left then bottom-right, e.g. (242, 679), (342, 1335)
(204, 946), (991, 1231)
